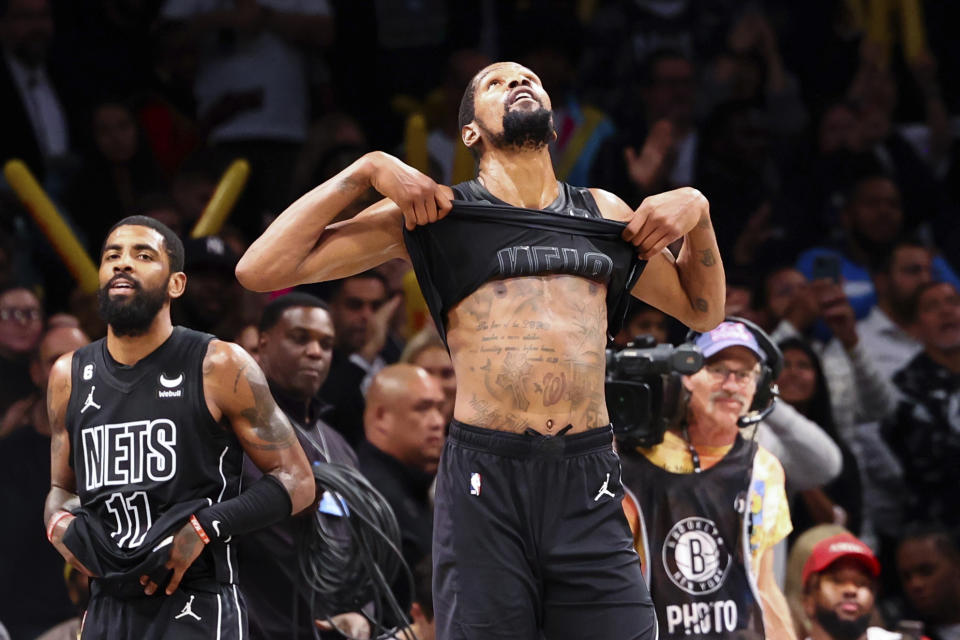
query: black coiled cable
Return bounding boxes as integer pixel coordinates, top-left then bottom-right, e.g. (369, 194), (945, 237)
(297, 462), (418, 640)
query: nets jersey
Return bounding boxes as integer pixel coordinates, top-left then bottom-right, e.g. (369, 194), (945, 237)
(402, 179), (646, 343)
(64, 327), (243, 589)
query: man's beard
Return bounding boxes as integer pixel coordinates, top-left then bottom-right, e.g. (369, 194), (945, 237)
(486, 106), (554, 152)
(97, 276), (169, 337)
(814, 605), (871, 640)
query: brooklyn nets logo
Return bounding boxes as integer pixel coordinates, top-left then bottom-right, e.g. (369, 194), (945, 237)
(662, 517), (731, 595)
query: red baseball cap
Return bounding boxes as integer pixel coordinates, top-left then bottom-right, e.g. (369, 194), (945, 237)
(802, 533), (881, 587)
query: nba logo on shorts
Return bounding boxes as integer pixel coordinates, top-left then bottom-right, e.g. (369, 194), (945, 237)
(470, 472), (482, 496)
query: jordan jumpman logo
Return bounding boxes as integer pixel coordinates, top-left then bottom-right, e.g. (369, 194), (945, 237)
(80, 387), (101, 414)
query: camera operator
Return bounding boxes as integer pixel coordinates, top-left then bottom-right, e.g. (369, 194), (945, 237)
(620, 320), (798, 640)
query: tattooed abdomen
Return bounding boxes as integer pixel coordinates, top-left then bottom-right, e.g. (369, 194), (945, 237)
(446, 274), (610, 434)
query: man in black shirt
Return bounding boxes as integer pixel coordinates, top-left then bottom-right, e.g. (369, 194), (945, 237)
(44, 216), (315, 639)
(0, 325), (88, 638)
(883, 281), (960, 530)
(238, 292), (369, 639)
(0, 285), (44, 416)
(318, 271), (402, 448)
(359, 364), (446, 606)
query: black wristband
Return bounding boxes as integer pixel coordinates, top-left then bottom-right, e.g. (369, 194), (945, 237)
(194, 474), (292, 541)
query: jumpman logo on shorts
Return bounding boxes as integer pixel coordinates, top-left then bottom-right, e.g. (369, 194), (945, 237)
(175, 594), (202, 621)
(80, 386), (101, 414)
(594, 473), (616, 501)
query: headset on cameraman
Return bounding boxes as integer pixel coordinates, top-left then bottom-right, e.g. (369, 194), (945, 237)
(680, 316), (783, 473)
(686, 316), (783, 429)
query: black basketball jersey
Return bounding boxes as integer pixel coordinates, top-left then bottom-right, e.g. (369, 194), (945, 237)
(62, 327), (243, 593)
(402, 178), (646, 343)
(620, 437), (765, 639)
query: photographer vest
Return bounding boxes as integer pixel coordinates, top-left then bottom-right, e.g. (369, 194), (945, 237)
(402, 179), (646, 343)
(620, 436), (765, 639)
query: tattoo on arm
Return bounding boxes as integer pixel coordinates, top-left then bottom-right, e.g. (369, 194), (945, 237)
(694, 298), (709, 313)
(697, 213), (711, 229)
(337, 176), (358, 193)
(237, 364), (296, 452)
(698, 249), (716, 267)
(233, 365), (247, 393)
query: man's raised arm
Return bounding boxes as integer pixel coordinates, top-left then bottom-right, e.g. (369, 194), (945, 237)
(592, 187), (725, 332)
(236, 151), (452, 292)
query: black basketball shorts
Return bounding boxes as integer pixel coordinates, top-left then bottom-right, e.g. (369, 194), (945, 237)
(433, 420), (657, 640)
(81, 581), (246, 640)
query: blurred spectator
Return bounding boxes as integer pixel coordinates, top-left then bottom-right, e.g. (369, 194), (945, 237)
(796, 173), (960, 320)
(359, 364), (445, 616)
(896, 524), (960, 640)
(169, 150), (220, 227)
(138, 19), (202, 177)
(405, 48), (489, 185)
(239, 292), (368, 640)
(591, 48), (698, 206)
(173, 235), (245, 339)
(400, 326), (455, 426)
(757, 266), (813, 334)
(724, 266), (763, 325)
(0, 324), (88, 639)
(768, 275), (896, 438)
(846, 54), (946, 223)
(858, 240), (933, 380)
(388, 555), (435, 640)
(578, 0), (735, 123)
(0, 285), (43, 414)
(134, 191), (186, 238)
(159, 0), (335, 235)
(35, 564), (89, 640)
(772, 105), (870, 261)
(318, 271), (402, 448)
(882, 282), (960, 530)
(613, 300), (670, 347)
(696, 99), (781, 261)
(522, 44), (613, 188)
(701, 10), (807, 139)
(0, 0), (75, 188)
(801, 532), (892, 640)
(776, 338), (862, 536)
(290, 111), (369, 199)
(65, 99), (166, 249)
(785, 524), (852, 639)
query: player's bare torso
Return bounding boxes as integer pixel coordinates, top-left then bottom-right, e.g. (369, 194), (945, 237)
(446, 273), (610, 435)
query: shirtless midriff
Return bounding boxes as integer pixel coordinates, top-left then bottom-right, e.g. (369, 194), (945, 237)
(446, 272), (610, 435)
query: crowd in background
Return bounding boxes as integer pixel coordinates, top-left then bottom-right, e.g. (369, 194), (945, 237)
(2, 0), (960, 638)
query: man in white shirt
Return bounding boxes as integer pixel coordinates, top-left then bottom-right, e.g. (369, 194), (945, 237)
(857, 240), (932, 381)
